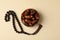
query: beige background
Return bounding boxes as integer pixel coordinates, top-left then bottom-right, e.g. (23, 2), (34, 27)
(0, 0), (60, 40)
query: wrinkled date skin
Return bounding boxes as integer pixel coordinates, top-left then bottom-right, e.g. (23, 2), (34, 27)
(21, 9), (40, 26)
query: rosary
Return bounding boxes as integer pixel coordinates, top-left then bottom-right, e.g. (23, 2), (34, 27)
(5, 9), (42, 35)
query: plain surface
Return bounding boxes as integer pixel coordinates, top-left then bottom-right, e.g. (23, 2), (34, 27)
(0, 0), (60, 40)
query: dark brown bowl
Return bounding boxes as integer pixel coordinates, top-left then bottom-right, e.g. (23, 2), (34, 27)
(21, 8), (40, 26)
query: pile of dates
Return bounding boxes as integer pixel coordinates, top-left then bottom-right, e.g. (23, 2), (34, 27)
(21, 9), (40, 26)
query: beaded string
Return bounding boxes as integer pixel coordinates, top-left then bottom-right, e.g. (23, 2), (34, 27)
(5, 10), (42, 35)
